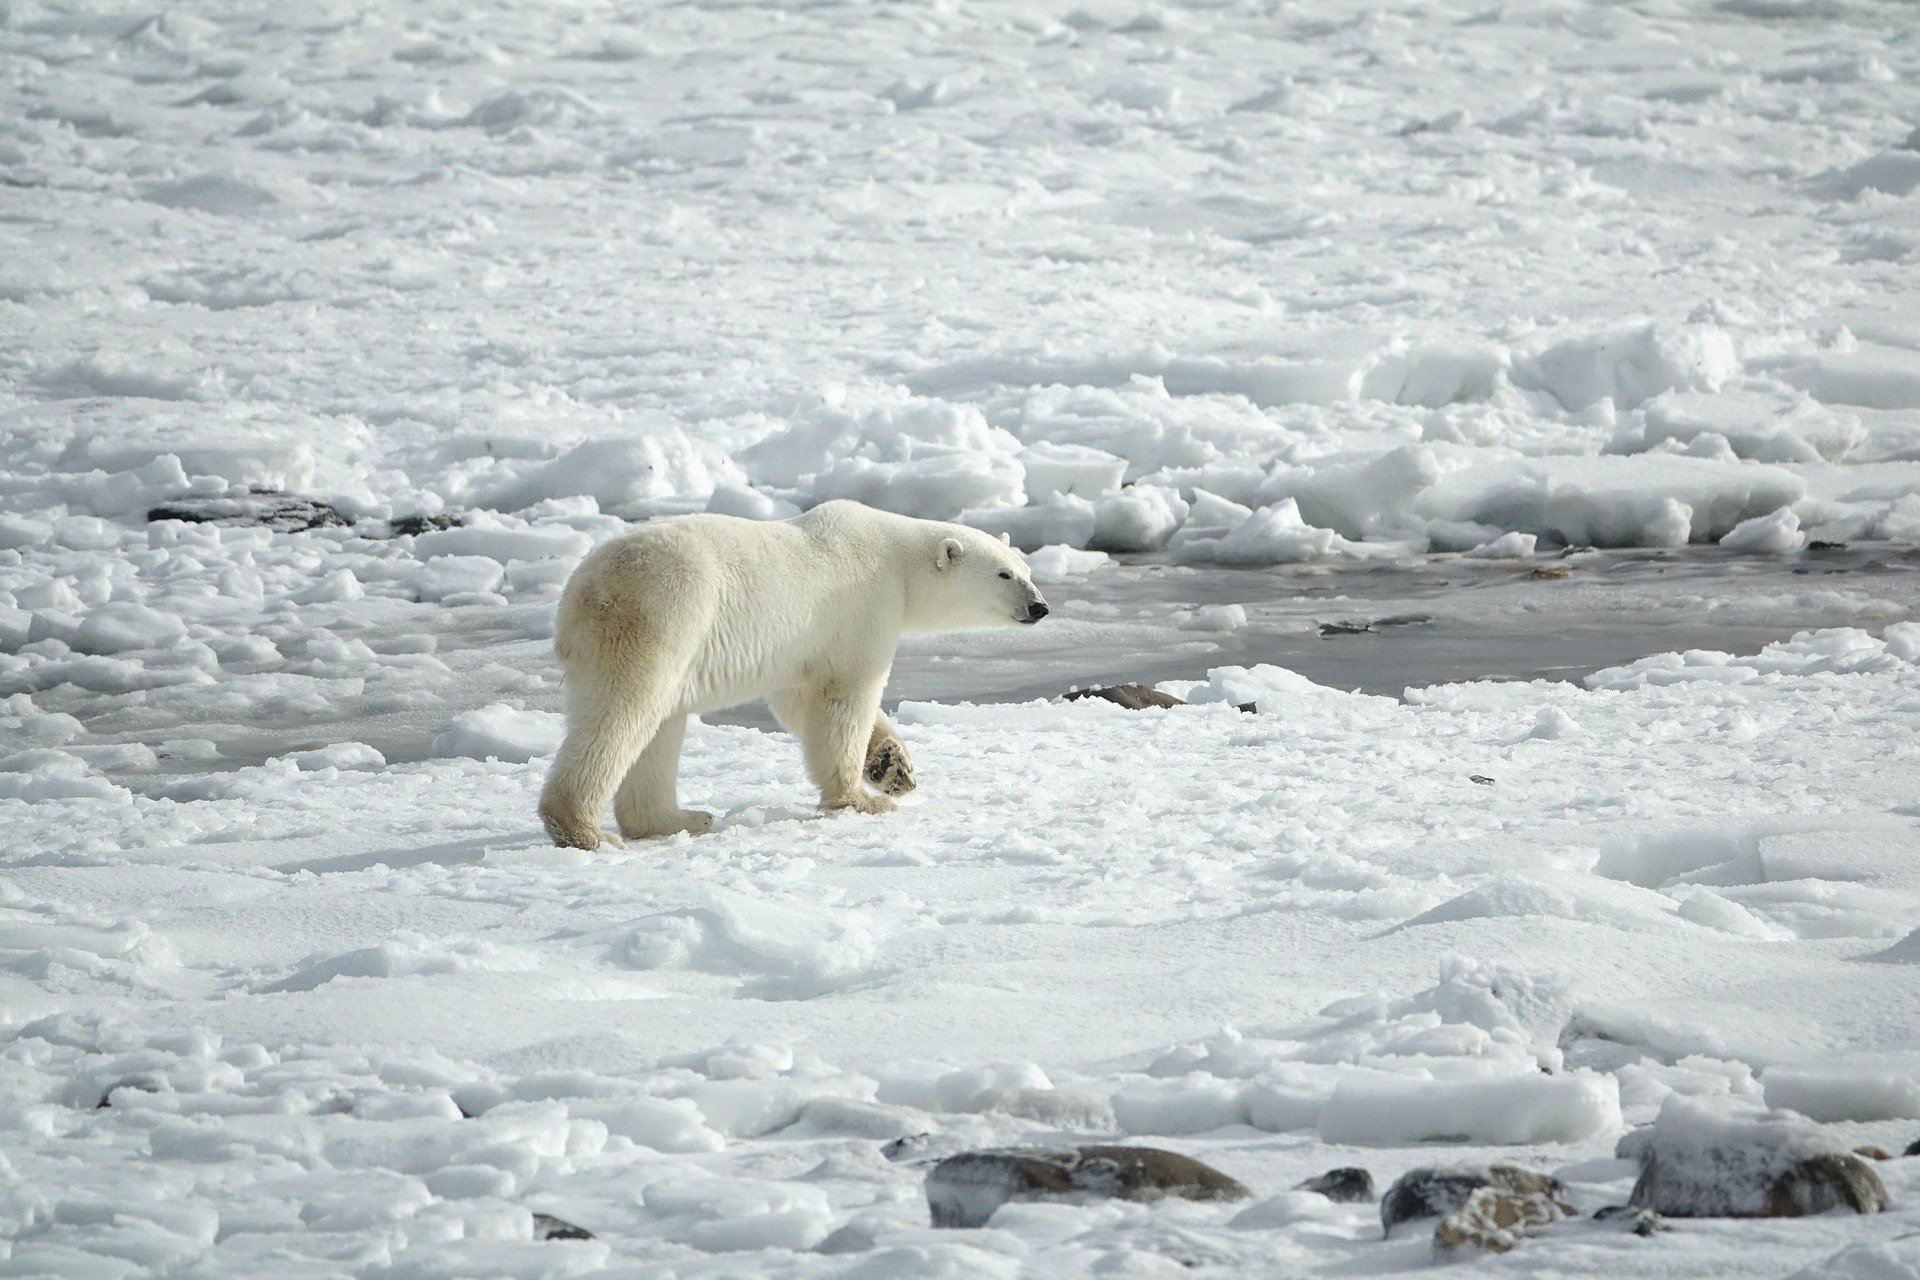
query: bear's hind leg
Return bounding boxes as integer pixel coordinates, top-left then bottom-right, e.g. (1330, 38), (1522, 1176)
(775, 678), (898, 817)
(540, 664), (678, 851)
(864, 714), (916, 797)
(613, 713), (714, 839)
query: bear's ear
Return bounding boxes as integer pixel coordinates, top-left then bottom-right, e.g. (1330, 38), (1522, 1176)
(935, 537), (964, 571)
(998, 532), (1010, 546)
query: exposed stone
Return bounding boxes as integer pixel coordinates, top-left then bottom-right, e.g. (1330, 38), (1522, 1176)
(1380, 1164), (1569, 1236)
(1624, 1096), (1888, 1218)
(1530, 565), (1572, 579)
(1593, 1204), (1666, 1236)
(1296, 1167), (1375, 1203)
(93, 1075), (164, 1108)
(1063, 683), (1186, 711)
(1433, 1187), (1570, 1254)
(926, 1146), (1251, 1229)
(390, 512), (465, 536)
(530, 1213), (593, 1241)
(1856, 1145), (1893, 1161)
(1906, 1136), (1920, 1159)
(882, 1133), (938, 1164)
(149, 493), (350, 533)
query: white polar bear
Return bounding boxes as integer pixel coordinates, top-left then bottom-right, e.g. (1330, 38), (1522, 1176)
(538, 499), (1049, 850)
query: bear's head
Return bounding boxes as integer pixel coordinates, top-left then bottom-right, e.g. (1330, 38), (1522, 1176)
(912, 527), (1048, 632)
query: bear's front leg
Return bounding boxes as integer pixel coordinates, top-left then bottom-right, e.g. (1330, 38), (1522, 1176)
(785, 678), (897, 816)
(864, 715), (916, 797)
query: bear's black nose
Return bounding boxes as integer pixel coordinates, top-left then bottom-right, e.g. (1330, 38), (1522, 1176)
(1023, 602), (1049, 623)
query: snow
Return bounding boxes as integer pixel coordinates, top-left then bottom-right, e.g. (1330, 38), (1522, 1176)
(430, 704), (565, 763)
(4, 0), (1920, 1273)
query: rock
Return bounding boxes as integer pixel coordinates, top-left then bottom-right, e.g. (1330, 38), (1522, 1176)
(1624, 1095), (1888, 1218)
(882, 1133), (938, 1163)
(93, 1075), (164, 1108)
(1469, 774), (1495, 786)
(530, 1212), (593, 1241)
(1063, 683), (1185, 711)
(390, 512), (465, 536)
(148, 493), (350, 533)
(1856, 1145), (1893, 1161)
(1296, 1167), (1374, 1203)
(1906, 1136), (1920, 1158)
(1380, 1164), (1569, 1236)
(1433, 1187), (1570, 1254)
(1593, 1204), (1666, 1236)
(1529, 564), (1572, 579)
(926, 1146), (1251, 1229)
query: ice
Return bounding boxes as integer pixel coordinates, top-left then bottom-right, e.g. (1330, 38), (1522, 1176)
(1588, 627), (1920, 689)
(1795, 1240), (1920, 1280)
(704, 485), (801, 523)
(605, 892), (883, 1001)
(1719, 507), (1806, 555)
(1018, 445), (1128, 502)
(410, 524), (593, 565)
(1207, 499), (1348, 566)
(70, 605), (189, 657)
(1511, 323), (1739, 413)
(4, 0), (1920, 1272)
(962, 493), (1097, 552)
(429, 704), (564, 763)
(1317, 1073), (1621, 1146)
(483, 437), (742, 516)
(1817, 151), (1920, 201)
(1024, 545), (1111, 584)
(1763, 1065), (1920, 1124)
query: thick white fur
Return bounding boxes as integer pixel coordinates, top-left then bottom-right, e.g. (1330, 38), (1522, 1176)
(538, 499), (1047, 850)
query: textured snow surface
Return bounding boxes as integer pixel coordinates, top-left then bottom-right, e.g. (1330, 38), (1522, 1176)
(5, 643), (1920, 1275)
(5, 0), (1920, 1274)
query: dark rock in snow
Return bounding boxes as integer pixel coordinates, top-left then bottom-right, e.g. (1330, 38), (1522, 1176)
(1063, 683), (1186, 711)
(1905, 1136), (1920, 1159)
(390, 512), (466, 536)
(926, 1146), (1250, 1228)
(1593, 1204), (1666, 1236)
(1433, 1187), (1571, 1254)
(531, 1212), (593, 1241)
(149, 493), (351, 533)
(1855, 1145), (1893, 1161)
(1380, 1164), (1569, 1236)
(882, 1133), (938, 1163)
(1623, 1096), (1888, 1218)
(1296, 1167), (1375, 1203)
(93, 1075), (164, 1108)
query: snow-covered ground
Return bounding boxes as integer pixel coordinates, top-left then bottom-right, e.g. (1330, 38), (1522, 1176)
(5, 0), (1920, 1274)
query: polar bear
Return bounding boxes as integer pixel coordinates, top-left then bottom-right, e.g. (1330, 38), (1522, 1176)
(538, 499), (1049, 850)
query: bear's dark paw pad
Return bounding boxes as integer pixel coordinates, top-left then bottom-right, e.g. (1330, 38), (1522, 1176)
(865, 740), (917, 796)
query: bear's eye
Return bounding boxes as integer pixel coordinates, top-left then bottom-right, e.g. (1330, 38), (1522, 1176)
(997, 571), (1012, 580)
